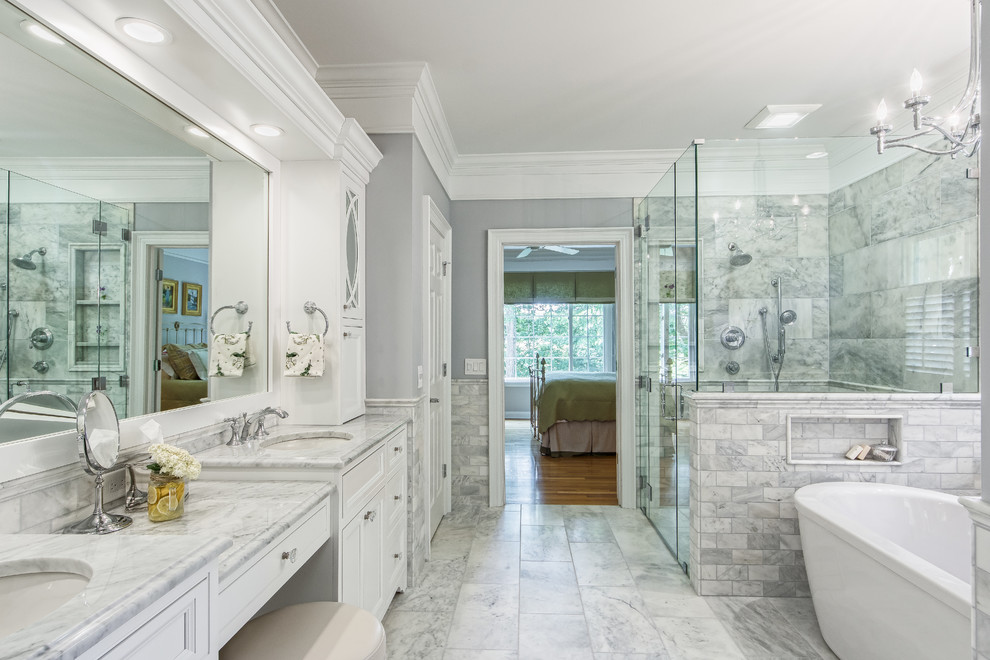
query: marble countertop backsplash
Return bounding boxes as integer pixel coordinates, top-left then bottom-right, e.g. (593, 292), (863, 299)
(194, 415), (407, 470)
(0, 533), (229, 660)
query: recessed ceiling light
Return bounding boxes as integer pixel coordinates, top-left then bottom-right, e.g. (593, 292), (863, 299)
(185, 125), (209, 138)
(115, 17), (173, 45)
(806, 151), (829, 159)
(251, 124), (284, 137)
(19, 20), (64, 45)
(745, 104), (822, 130)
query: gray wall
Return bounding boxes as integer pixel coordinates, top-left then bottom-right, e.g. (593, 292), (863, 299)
(365, 134), (451, 399)
(449, 198), (633, 378)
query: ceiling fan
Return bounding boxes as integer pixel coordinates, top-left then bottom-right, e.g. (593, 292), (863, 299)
(515, 245), (580, 258)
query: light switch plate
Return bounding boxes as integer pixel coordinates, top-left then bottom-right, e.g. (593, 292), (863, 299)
(417, 365), (423, 388)
(465, 358), (487, 375)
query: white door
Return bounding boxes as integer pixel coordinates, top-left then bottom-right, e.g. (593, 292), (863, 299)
(427, 197), (451, 538)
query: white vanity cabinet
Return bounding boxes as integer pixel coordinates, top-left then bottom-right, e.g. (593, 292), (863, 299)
(337, 426), (407, 619)
(79, 569), (215, 660)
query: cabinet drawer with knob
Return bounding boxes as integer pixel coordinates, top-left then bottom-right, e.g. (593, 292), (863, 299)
(386, 467), (405, 529)
(340, 445), (386, 522)
(385, 428), (405, 471)
(217, 498), (330, 645)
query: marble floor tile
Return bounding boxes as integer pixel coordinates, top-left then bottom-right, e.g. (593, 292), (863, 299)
(519, 561), (583, 615)
(611, 527), (676, 565)
(463, 540), (520, 584)
(442, 652), (519, 660)
(520, 504), (566, 526)
(580, 586), (666, 654)
(476, 510), (522, 542)
(518, 613), (594, 660)
(571, 543), (635, 587)
(392, 558), (467, 611)
(566, 515), (616, 543)
(628, 562), (695, 597)
(705, 597), (826, 659)
(561, 505), (604, 518)
(446, 583), (520, 650)
(602, 506), (653, 529)
(765, 598), (838, 659)
(382, 609), (451, 660)
(651, 616), (745, 660)
(639, 592), (715, 619)
(431, 525), (477, 561)
(520, 524), (571, 562)
(592, 654), (670, 660)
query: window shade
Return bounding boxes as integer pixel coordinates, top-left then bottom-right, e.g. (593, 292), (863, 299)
(503, 271), (615, 304)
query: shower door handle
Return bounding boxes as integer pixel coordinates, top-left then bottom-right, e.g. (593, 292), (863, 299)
(661, 383), (684, 421)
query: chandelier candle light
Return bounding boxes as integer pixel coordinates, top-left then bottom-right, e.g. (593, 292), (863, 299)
(870, 0), (981, 157)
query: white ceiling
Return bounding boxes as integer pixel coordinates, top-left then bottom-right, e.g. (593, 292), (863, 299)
(269, 0), (972, 156)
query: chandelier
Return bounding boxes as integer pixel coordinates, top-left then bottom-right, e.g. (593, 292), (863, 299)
(870, 0), (981, 157)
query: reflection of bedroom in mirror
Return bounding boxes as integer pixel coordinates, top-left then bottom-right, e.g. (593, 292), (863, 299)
(157, 246), (209, 411)
(503, 244), (618, 505)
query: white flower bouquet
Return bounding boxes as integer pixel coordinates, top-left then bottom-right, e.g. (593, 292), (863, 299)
(147, 443), (202, 480)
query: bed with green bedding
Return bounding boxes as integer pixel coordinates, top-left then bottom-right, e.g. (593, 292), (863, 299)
(536, 371), (616, 454)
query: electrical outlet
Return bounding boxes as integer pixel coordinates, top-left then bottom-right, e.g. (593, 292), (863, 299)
(103, 467), (127, 504)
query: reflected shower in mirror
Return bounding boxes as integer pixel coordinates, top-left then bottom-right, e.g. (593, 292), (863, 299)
(0, 2), (270, 445)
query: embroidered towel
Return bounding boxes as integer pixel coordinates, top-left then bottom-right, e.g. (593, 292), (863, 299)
(208, 332), (248, 377)
(284, 333), (325, 377)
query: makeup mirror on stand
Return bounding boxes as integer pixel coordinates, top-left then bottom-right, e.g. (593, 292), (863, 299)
(62, 391), (132, 534)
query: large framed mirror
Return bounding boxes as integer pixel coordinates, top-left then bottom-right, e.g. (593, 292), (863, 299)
(0, 1), (270, 445)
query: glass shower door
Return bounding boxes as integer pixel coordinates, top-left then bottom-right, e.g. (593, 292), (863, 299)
(635, 143), (698, 572)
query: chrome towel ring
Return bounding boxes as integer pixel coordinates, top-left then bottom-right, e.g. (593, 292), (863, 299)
(286, 300), (329, 339)
(210, 300), (252, 335)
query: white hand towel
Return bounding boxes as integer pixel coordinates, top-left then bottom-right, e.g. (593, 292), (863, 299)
(244, 333), (257, 367)
(209, 332), (248, 377)
(284, 333), (325, 377)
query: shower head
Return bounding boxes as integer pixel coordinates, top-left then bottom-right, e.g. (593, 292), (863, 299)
(779, 309), (798, 325)
(11, 247), (46, 270)
(727, 242), (752, 267)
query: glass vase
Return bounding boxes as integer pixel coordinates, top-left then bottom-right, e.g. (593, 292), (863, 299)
(147, 472), (186, 522)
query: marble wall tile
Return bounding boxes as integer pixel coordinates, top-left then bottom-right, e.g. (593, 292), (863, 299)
(451, 379), (489, 508)
(827, 205), (870, 256)
(940, 158), (978, 225)
(871, 173), (940, 243)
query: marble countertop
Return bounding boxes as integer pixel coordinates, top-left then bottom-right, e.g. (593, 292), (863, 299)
(113, 479), (334, 583)
(0, 533), (229, 660)
(195, 415), (407, 470)
(2, 479), (333, 660)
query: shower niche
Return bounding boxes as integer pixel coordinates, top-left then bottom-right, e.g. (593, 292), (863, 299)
(68, 243), (127, 373)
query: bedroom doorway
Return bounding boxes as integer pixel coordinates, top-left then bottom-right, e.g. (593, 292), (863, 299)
(502, 245), (618, 505)
(487, 228), (635, 508)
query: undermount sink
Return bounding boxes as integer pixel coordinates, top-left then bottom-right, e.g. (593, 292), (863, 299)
(0, 559), (92, 638)
(264, 432), (354, 452)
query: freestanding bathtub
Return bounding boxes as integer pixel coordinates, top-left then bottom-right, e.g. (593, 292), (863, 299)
(794, 482), (971, 660)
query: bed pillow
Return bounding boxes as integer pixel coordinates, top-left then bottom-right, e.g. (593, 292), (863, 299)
(164, 343), (199, 380)
(188, 348), (209, 380)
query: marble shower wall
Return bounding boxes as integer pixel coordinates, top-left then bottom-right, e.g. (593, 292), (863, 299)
(699, 194), (830, 389)
(4, 189), (131, 413)
(828, 152), (978, 391)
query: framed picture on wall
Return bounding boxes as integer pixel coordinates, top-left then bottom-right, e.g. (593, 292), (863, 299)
(181, 282), (203, 316)
(162, 279), (178, 314)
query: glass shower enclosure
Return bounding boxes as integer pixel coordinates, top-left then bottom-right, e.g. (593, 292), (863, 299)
(635, 135), (979, 572)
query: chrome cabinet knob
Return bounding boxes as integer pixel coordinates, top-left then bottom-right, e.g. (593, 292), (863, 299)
(364, 510), (376, 522)
(281, 548), (297, 563)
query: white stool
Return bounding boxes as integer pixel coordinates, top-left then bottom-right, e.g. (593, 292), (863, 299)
(220, 602), (386, 660)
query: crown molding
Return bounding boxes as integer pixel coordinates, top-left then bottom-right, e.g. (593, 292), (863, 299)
(317, 62), (456, 192)
(166, 0), (381, 176)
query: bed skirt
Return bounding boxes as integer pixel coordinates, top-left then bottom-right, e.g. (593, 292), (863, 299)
(543, 420), (616, 454)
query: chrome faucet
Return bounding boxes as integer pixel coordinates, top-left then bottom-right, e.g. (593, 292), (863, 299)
(249, 406), (289, 440)
(225, 407), (288, 446)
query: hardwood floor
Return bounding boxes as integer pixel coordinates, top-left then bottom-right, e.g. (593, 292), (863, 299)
(504, 419), (618, 505)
